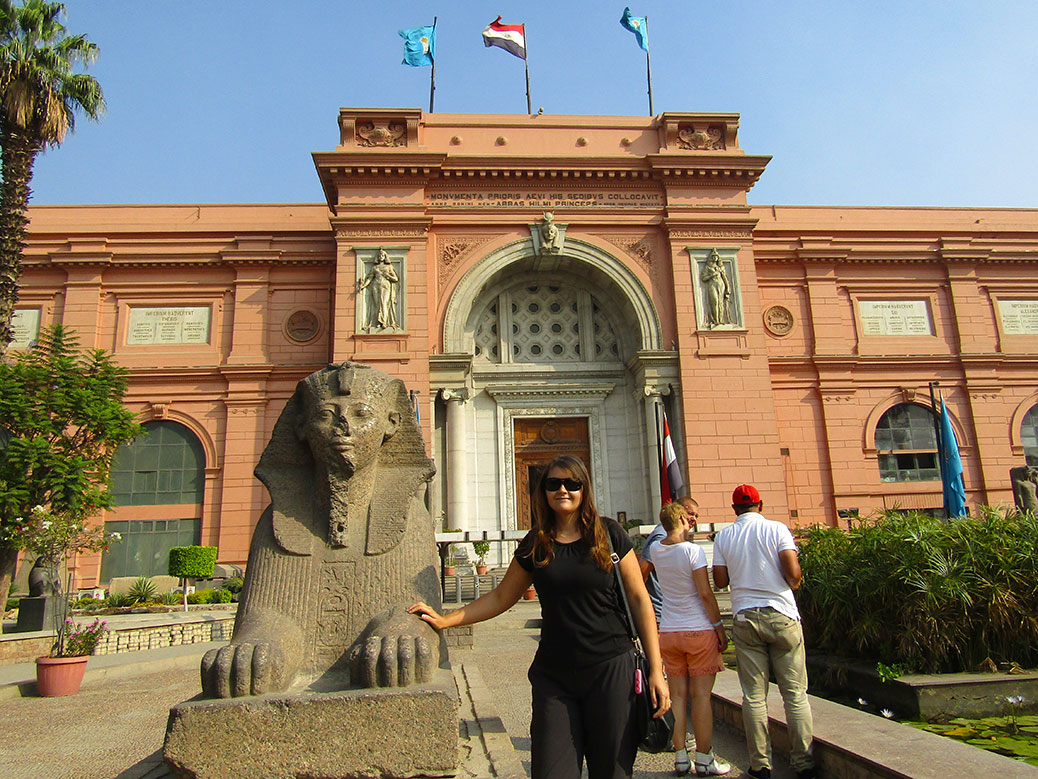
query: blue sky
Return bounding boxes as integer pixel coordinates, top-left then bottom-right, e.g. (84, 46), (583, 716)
(28, 1), (1038, 208)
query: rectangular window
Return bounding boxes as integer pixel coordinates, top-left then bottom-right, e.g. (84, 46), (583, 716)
(99, 518), (201, 582)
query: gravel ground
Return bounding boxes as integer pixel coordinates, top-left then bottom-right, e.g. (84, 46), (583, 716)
(0, 664), (197, 779)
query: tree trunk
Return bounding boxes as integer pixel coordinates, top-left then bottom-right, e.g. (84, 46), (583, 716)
(0, 124), (40, 358)
(0, 543), (19, 614)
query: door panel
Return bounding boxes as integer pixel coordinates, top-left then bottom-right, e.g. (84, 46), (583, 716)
(514, 417), (590, 529)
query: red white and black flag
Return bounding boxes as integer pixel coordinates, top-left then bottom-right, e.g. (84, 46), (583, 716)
(658, 407), (684, 505)
(482, 16), (526, 59)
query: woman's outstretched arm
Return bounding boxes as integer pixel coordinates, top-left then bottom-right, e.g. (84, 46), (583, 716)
(409, 557), (533, 630)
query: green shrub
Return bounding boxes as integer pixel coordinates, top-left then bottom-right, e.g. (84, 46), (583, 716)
(126, 576), (158, 605)
(221, 576), (244, 594)
(104, 593), (131, 609)
(797, 507), (1038, 673)
(168, 546), (218, 579)
(157, 591), (181, 605)
(471, 540), (491, 563)
(187, 588), (226, 605)
(73, 595), (100, 610)
(217, 588), (232, 603)
(5, 597), (19, 611)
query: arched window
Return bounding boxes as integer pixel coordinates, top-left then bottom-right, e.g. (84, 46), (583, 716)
(111, 421), (205, 506)
(875, 403), (939, 482)
(103, 421), (205, 581)
(1022, 405), (1038, 466)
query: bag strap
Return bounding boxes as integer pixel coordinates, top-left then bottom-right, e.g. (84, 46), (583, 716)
(606, 530), (644, 655)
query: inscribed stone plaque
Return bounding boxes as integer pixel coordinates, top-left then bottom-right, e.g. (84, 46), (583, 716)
(858, 300), (933, 336)
(127, 306), (211, 345)
(11, 308), (41, 348)
(998, 300), (1038, 335)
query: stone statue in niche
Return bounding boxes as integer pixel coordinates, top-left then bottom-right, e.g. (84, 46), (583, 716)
(536, 212), (563, 255)
(358, 248), (400, 331)
(200, 362), (441, 697)
(700, 248), (732, 328)
(1010, 465), (1038, 514)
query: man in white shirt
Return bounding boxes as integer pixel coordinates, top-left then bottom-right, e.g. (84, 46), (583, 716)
(712, 485), (815, 779)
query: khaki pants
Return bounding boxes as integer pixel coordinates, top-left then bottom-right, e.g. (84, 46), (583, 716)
(732, 607), (814, 773)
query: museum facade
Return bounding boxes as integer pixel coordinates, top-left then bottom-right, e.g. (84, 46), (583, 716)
(14, 108), (1038, 586)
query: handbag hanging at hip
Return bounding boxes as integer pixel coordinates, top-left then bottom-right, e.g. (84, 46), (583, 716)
(607, 537), (675, 754)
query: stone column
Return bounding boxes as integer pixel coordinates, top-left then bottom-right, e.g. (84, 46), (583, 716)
(442, 389), (469, 531)
(643, 387), (667, 515)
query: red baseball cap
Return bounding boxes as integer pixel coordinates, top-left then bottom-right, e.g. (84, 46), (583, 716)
(732, 484), (761, 505)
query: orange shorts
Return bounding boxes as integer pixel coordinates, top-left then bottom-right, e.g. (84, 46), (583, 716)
(659, 630), (724, 678)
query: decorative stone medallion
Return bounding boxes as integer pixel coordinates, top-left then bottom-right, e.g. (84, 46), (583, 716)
(763, 305), (794, 336)
(285, 309), (320, 343)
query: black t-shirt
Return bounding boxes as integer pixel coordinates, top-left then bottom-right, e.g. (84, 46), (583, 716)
(515, 517), (634, 675)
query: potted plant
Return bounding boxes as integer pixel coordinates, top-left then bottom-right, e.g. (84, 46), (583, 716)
(444, 547), (458, 577)
(472, 540), (491, 575)
(16, 505), (119, 696)
(523, 584), (537, 601)
(36, 617), (108, 696)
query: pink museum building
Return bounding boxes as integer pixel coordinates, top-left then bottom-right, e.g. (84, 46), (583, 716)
(13, 108), (1038, 587)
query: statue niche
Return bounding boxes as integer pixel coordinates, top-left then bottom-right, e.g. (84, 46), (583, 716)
(201, 362), (442, 696)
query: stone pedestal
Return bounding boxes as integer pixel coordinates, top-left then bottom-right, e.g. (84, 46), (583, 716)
(163, 668), (459, 779)
(12, 596), (60, 633)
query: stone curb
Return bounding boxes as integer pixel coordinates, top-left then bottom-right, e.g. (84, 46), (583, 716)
(711, 669), (1032, 778)
(457, 662), (528, 779)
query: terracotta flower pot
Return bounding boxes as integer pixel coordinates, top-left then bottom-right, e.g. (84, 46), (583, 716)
(523, 587), (537, 601)
(475, 564), (488, 575)
(444, 565), (456, 576)
(36, 655), (89, 697)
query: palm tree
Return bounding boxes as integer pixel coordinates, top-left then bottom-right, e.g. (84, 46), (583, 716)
(0, 0), (103, 356)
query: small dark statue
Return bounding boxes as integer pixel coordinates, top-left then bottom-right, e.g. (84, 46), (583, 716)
(201, 362), (442, 697)
(27, 556), (61, 597)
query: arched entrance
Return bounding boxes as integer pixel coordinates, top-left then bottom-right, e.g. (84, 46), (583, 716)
(434, 237), (677, 555)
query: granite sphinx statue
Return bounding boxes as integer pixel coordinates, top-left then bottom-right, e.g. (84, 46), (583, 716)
(201, 362), (442, 697)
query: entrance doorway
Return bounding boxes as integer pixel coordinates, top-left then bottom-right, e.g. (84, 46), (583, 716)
(514, 417), (590, 529)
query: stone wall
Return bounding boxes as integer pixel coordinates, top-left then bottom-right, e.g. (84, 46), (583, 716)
(93, 617), (234, 655)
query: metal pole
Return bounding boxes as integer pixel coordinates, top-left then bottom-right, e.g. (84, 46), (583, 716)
(645, 16), (654, 115)
(524, 26), (532, 115)
(928, 381), (946, 484)
(429, 17), (437, 113)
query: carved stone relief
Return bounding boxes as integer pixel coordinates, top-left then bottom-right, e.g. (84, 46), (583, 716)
(689, 247), (744, 330)
(356, 247), (406, 333)
(530, 212), (567, 256)
(356, 120), (407, 147)
(763, 305), (794, 336)
(677, 124), (726, 151)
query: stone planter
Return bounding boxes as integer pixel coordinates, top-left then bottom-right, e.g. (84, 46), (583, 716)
(35, 655), (89, 697)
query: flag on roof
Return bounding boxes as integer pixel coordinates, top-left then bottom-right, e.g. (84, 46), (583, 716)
(620, 7), (649, 52)
(482, 16), (526, 60)
(400, 24), (436, 67)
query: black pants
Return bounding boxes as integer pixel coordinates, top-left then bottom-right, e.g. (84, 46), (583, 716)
(528, 651), (638, 779)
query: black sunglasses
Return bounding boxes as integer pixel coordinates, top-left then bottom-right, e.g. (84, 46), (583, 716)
(544, 477), (583, 492)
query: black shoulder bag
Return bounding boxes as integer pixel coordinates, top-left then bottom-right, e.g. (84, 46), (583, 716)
(607, 534), (675, 753)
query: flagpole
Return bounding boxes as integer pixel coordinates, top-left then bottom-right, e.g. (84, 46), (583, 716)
(928, 380), (946, 483)
(429, 17), (437, 113)
(644, 16), (654, 115)
(523, 25), (532, 114)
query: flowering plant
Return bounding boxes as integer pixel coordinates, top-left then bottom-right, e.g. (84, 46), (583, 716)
(59, 617), (108, 657)
(13, 505), (116, 561)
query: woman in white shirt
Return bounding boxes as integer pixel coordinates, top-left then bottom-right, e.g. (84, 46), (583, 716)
(652, 501), (730, 776)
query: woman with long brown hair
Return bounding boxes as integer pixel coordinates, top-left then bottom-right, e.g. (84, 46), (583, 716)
(410, 454), (668, 779)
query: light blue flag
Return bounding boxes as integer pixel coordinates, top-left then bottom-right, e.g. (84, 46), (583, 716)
(620, 7), (649, 52)
(400, 24), (435, 67)
(940, 395), (967, 517)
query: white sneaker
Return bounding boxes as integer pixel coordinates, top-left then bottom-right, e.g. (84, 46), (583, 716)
(674, 747), (691, 775)
(694, 751), (731, 776)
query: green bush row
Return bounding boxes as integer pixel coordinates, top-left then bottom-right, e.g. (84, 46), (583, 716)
(797, 507), (1038, 673)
